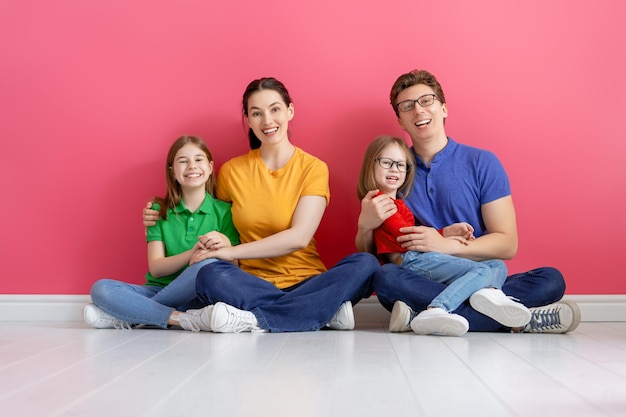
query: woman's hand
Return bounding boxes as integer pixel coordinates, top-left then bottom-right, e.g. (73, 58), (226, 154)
(190, 247), (235, 264)
(198, 231), (232, 251)
(143, 201), (160, 227)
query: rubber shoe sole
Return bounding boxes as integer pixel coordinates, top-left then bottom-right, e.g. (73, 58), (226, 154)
(410, 308), (469, 337)
(469, 288), (531, 328)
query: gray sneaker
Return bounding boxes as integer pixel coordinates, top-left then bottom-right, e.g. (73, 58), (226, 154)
(176, 306), (213, 332)
(326, 301), (355, 330)
(83, 303), (131, 330)
(210, 302), (264, 333)
(389, 300), (417, 332)
(523, 300), (581, 333)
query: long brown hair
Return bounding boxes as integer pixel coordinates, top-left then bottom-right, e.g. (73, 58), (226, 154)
(242, 77), (293, 149)
(154, 135), (215, 219)
(357, 135), (415, 200)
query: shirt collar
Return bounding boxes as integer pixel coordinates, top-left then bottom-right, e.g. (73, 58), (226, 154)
(411, 137), (457, 167)
(173, 191), (213, 214)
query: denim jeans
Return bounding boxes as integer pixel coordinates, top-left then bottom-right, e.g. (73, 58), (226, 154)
(90, 258), (217, 328)
(399, 251), (507, 312)
(195, 252), (379, 332)
(373, 264), (565, 332)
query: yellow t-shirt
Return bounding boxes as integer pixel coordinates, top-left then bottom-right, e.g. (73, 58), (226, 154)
(216, 147), (330, 288)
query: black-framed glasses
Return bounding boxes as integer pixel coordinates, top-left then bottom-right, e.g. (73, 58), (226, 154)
(375, 157), (411, 172)
(396, 94), (438, 112)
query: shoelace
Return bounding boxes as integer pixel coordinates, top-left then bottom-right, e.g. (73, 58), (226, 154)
(96, 310), (131, 330)
(176, 315), (200, 332)
(528, 307), (562, 332)
(223, 310), (256, 333)
(327, 309), (342, 327)
(113, 320), (132, 330)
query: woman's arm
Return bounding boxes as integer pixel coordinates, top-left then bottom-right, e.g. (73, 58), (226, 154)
(149, 230), (236, 277)
(191, 195), (326, 263)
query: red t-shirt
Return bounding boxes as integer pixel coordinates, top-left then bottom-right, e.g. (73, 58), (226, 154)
(374, 193), (415, 255)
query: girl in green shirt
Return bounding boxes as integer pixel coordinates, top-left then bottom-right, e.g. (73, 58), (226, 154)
(83, 136), (238, 331)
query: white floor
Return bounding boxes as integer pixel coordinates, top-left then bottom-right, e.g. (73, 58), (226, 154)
(1, 321), (625, 417)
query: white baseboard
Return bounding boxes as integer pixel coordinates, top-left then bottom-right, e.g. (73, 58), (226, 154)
(0, 295), (92, 322)
(0, 294), (625, 322)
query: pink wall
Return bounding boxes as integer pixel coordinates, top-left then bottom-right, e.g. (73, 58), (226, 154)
(1, 1), (625, 295)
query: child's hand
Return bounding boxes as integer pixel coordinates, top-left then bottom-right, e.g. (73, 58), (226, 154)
(198, 231), (231, 251)
(442, 222), (475, 240)
(190, 248), (213, 264)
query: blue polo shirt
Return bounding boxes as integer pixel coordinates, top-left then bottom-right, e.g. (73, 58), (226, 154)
(404, 137), (510, 238)
(145, 193), (239, 287)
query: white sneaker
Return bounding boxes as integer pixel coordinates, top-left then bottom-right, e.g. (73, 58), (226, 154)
(83, 303), (131, 329)
(523, 300), (581, 333)
(410, 307), (469, 336)
(469, 288), (531, 327)
(326, 301), (355, 330)
(389, 300), (417, 332)
(176, 306), (213, 332)
(210, 302), (264, 333)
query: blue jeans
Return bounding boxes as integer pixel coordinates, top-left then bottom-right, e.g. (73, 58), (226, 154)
(90, 259), (217, 328)
(195, 253), (379, 332)
(399, 251), (508, 312)
(373, 264), (565, 332)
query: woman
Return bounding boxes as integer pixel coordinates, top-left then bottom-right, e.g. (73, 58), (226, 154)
(144, 78), (379, 333)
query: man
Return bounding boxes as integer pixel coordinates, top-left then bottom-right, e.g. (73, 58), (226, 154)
(356, 69), (579, 334)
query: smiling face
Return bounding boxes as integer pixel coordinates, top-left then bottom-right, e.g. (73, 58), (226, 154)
(396, 83), (448, 146)
(374, 143), (409, 197)
(171, 143), (213, 192)
(245, 89), (294, 147)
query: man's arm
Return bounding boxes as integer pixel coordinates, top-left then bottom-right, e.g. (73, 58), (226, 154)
(468, 195), (518, 260)
(398, 196), (518, 261)
(191, 195), (326, 263)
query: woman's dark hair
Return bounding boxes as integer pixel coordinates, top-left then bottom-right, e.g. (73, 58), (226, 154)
(242, 77), (293, 149)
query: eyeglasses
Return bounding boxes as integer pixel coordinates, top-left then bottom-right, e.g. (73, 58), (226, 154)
(396, 94), (438, 113)
(375, 157), (411, 172)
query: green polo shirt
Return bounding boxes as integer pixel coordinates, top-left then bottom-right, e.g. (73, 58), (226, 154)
(145, 193), (239, 287)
